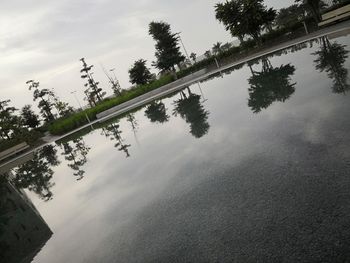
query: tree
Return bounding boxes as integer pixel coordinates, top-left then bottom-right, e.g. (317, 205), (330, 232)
(295, 0), (322, 22)
(0, 100), (20, 140)
(173, 88), (210, 138)
(275, 4), (305, 28)
(204, 50), (212, 58)
(222, 42), (233, 51)
(248, 59), (296, 113)
(103, 68), (122, 96)
(54, 100), (74, 118)
(215, 0), (276, 43)
(145, 101), (170, 123)
(212, 42), (223, 55)
(190, 52), (197, 63)
(149, 21), (185, 72)
(20, 105), (40, 129)
(13, 145), (59, 201)
(126, 113), (138, 135)
(102, 123), (131, 158)
(80, 58), (104, 105)
(61, 138), (90, 180)
(313, 37), (350, 94)
(27, 80), (56, 122)
(128, 59), (153, 85)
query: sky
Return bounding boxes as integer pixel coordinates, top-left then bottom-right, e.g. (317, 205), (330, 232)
(0, 0), (294, 109)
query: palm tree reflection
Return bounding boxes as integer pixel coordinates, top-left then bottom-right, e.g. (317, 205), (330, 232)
(313, 36), (350, 94)
(248, 58), (296, 113)
(145, 101), (170, 123)
(173, 87), (210, 138)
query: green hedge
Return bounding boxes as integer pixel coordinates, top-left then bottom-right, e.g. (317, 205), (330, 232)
(49, 75), (174, 135)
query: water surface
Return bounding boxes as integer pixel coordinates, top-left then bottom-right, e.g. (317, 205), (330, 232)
(1, 33), (350, 262)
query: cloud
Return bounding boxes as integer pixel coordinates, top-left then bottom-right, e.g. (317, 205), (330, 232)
(0, 0), (293, 109)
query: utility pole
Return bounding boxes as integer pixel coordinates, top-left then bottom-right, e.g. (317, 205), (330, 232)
(176, 32), (191, 65)
(71, 91), (93, 129)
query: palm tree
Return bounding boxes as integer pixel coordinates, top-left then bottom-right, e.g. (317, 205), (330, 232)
(190, 52), (197, 63)
(212, 42), (223, 55)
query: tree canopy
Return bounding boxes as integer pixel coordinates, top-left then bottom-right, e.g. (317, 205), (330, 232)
(80, 58), (104, 106)
(215, 0), (276, 42)
(248, 60), (296, 113)
(27, 80), (56, 122)
(145, 101), (169, 123)
(0, 100), (19, 140)
(275, 4), (305, 28)
(149, 21), (185, 72)
(129, 59), (154, 85)
(21, 105), (40, 129)
(173, 88), (210, 138)
(313, 37), (350, 94)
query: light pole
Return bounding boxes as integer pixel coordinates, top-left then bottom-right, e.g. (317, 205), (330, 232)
(71, 91), (93, 129)
(175, 32), (191, 65)
(110, 68), (117, 80)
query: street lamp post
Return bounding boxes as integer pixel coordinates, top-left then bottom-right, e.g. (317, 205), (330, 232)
(175, 32), (191, 65)
(71, 91), (93, 129)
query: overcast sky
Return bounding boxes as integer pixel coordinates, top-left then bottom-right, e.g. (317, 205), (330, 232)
(0, 0), (294, 109)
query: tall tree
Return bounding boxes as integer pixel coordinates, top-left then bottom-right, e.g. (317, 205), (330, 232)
(275, 4), (306, 28)
(27, 80), (55, 122)
(313, 37), (350, 94)
(20, 105), (40, 129)
(128, 59), (153, 85)
(295, 0), (322, 22)
(149, 21), (185, 72)
(212, 42), (223, 55)
(215, 0), (276, 43)
(80, 58), (104, 105)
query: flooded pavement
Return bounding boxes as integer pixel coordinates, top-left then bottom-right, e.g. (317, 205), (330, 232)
(1, 33), (350, 262)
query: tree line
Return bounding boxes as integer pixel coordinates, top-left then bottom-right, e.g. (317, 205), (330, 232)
(0, 0), (344, 146)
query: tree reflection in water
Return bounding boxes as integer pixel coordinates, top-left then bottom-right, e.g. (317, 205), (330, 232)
(126, 113), (138, 134)
(61, 138), (91, 181)
(313, 36), (350, 94)
(248, 58), (296, 113)
(102, 123), (131, 158)
(173, 87), (210, 138)
(145, 101), (170, 123)
(12, 145), (59, 201)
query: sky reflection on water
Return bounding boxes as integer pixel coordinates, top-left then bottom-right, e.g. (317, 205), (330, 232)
(1, 33), (350, 262)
